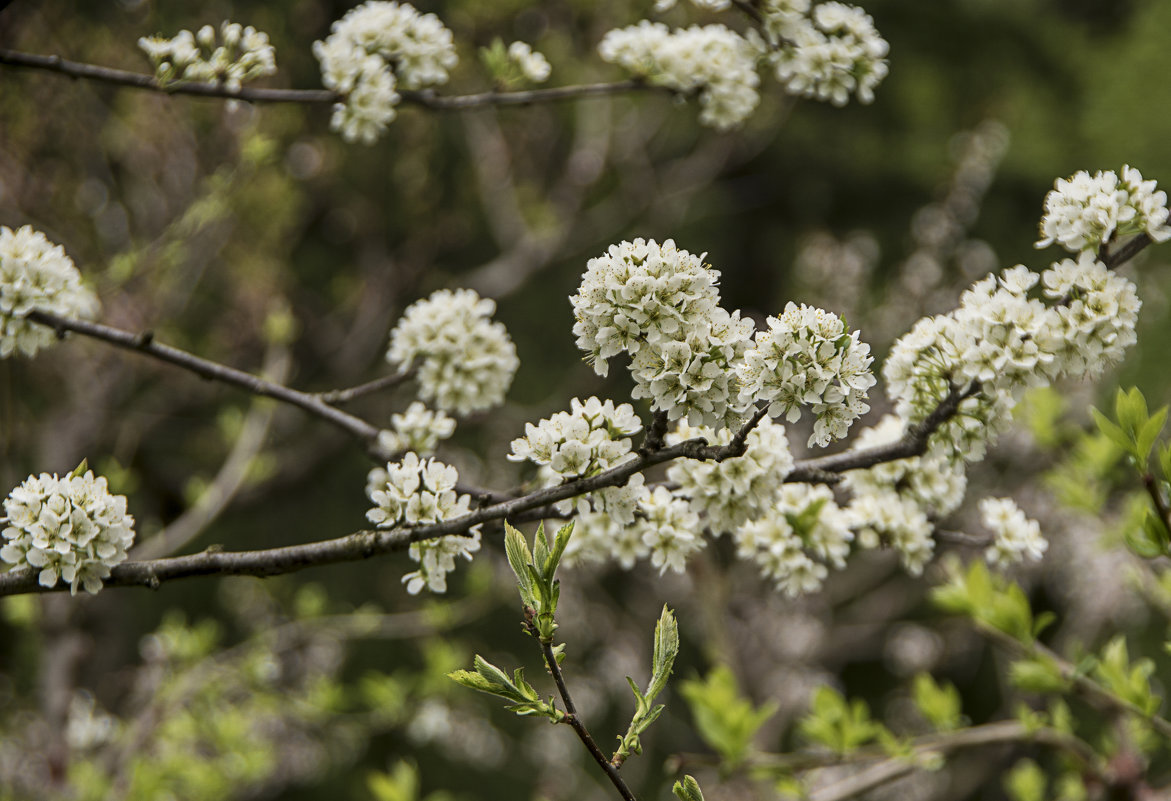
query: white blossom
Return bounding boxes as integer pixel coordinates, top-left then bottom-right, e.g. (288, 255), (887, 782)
(138, 21), (276, 92)
(1, 468), (135, 595)
(598, 22), (763, 129)
(633, 486), (705, 574)
(737, 302), (875, 447)
(377, 402), (456, 456)
(667, 416), (794, 534)
(766, 1), (888, 106)
(509, 397), (642, 478)
(506, 41), (551, 83)
(1036, 165), (1171, 252)
(571, 238), (753, 428)
(365, 453), (480, 594)
(314, 1), (457, 143)
(0, 226), (100, 358)
(846, 489), (934, 576)
(387, 289), (519, 415)
(980, 497), (1046, 568)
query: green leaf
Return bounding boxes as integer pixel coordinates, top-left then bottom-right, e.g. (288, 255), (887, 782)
(503, 522), (537, 609)
(1005, 759), (1047, 801)
(532, 522), (551, 580)
(1136, 406), (1167, 463)
(1094, 636), (1157, 715)
(679, 665), (776, 767)
(1009, 655), (1070, 694)
(911, 674), (963, 731)
(647, 606), (679, 701)
(1091, 406), (1133, 454)
(672, 775), (706, 801)
(798, 686), (883, 755)
(546, 522), (574, 576)
(68, 458), (90, 479)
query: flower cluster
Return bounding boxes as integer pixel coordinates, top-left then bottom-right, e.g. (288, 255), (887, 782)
(376, 402), (457, 457)
(845, 490), (934, 576)
(138, 21), (276, 92)
(979, 497), (1047, 568)
(0, 225), (99, 358)
(631, 486), (705, 574)
(598, 22), (763, 130)
(667, 417), (794, 534)
(386, 288), (519, 415)
(509, 397), (642, 479)
(1, 468), (135, 595)
(735, 484), (852, 597)
(365, 453), (480, 594)
(571, 238), (753, 428)
(1036, 166), (1171, 253)
(314, 1), (457, 144)
(737, 302), (875, 446)
(506, 42), (551, 83)
(765, 0), (889, 106)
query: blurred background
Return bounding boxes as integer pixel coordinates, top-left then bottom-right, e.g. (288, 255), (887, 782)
(1, 0), (1171, 798)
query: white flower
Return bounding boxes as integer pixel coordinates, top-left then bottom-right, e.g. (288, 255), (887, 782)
(377, 402), (456, 456)
(846, 489), (933, 576)
(0, 226), (100, 359)
(509, 396), (642, 478)
(667, 416), (794, 534)
(598, 22), (763, 130)
(314, 1), (457, 143)
(1036, 166), (1171, 252)
(365, 453), (480, 594)
(571, 238), (753, 428)
(1, 468), (135, 595)
(737, 302), (876, 447)
(634, 486), (705, 574)
(506, 41), (551, 83)
(386, 289), (519, 415)
(980, 497), (1046, 568)
(767, 1), (888, 106)
(137, 21), (276, 91)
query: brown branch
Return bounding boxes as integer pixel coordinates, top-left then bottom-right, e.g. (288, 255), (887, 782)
(786, 382), (980, 483)
(535, 630), (638, 801)
(314, 369), (415, 405)
(1101, 233), (1154, 270)
(0, 48), (651, 110)
(26, 309), (385, 455)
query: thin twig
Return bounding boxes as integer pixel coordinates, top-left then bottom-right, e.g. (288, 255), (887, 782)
(534, 626), (638, 801)
(638, 410), (671, 455)
(26, 309), (386, 456)
(314, 369), (414, 405)
(0, 48), (652, 110)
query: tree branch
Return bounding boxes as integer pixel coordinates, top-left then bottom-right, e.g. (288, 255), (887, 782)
(313, 369), (415, 405)
(26, 309), (386, 456)
(0, 48), (651, 110)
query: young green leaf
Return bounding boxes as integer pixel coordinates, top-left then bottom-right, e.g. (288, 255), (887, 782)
(679, 665), (776, 768)
(503, 522), (538, 610)
(672, 775), (706, 801)
(911, 674), (963, 731)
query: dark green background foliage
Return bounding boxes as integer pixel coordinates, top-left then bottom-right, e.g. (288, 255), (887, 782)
(1, 0), (1170, 799)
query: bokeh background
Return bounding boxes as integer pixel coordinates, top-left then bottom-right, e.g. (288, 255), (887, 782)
(1, 0), (1171, 798)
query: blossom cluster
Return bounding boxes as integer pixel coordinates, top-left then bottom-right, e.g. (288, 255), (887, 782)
(376, 402), (457, 457)
(571, 238), (754, 429)
(0, 225), (99, 358)
(138, 21), (276, 92)
(386, 288), (519, 416)
(765, 0), (889, 106)
(314, 1), (457, 143)
(667, 416), (794, 534)
(979, 497), (1047, 568)
(506, 41), (552, 84)
(737, 302), (875, 446)
(735, 484), (852, 596)
(1036, 165), (1171, 253)
(598, 22), (763, 130)
(2, 469), (135, 595)
(509, 397), (642, 479)
(366, 453), (480, 594)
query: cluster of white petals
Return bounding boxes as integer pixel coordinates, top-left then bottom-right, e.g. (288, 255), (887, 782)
(0, 225), (99, 358)
(737, 302), (875, 446)
(1036, 166), (1171, 253)
(735, 484), (852, 597)
(667, 417), (794, 534)
(1, 469), (135, 595)
(377, 402), (456, 457)
(386, 289), (519, 415)
(509, 397), (642, 479)
(506, 41), (552, 83)
(598, 22), (763, 130)
(765, 0), (889, 106)
(138, 21), (276, 92)
(655, 0), (734, 10)
(980, 497), (1047, 568)
(365, 453), (480, 594)
(846, 490), (934, 576)
(632, 486), (705, 574)
(314, 1), (457, 143)
(843, 415), (967, 517)
(571, 238), (753, 428)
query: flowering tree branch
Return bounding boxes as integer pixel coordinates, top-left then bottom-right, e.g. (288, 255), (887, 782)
(0, 47), (652, 110)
